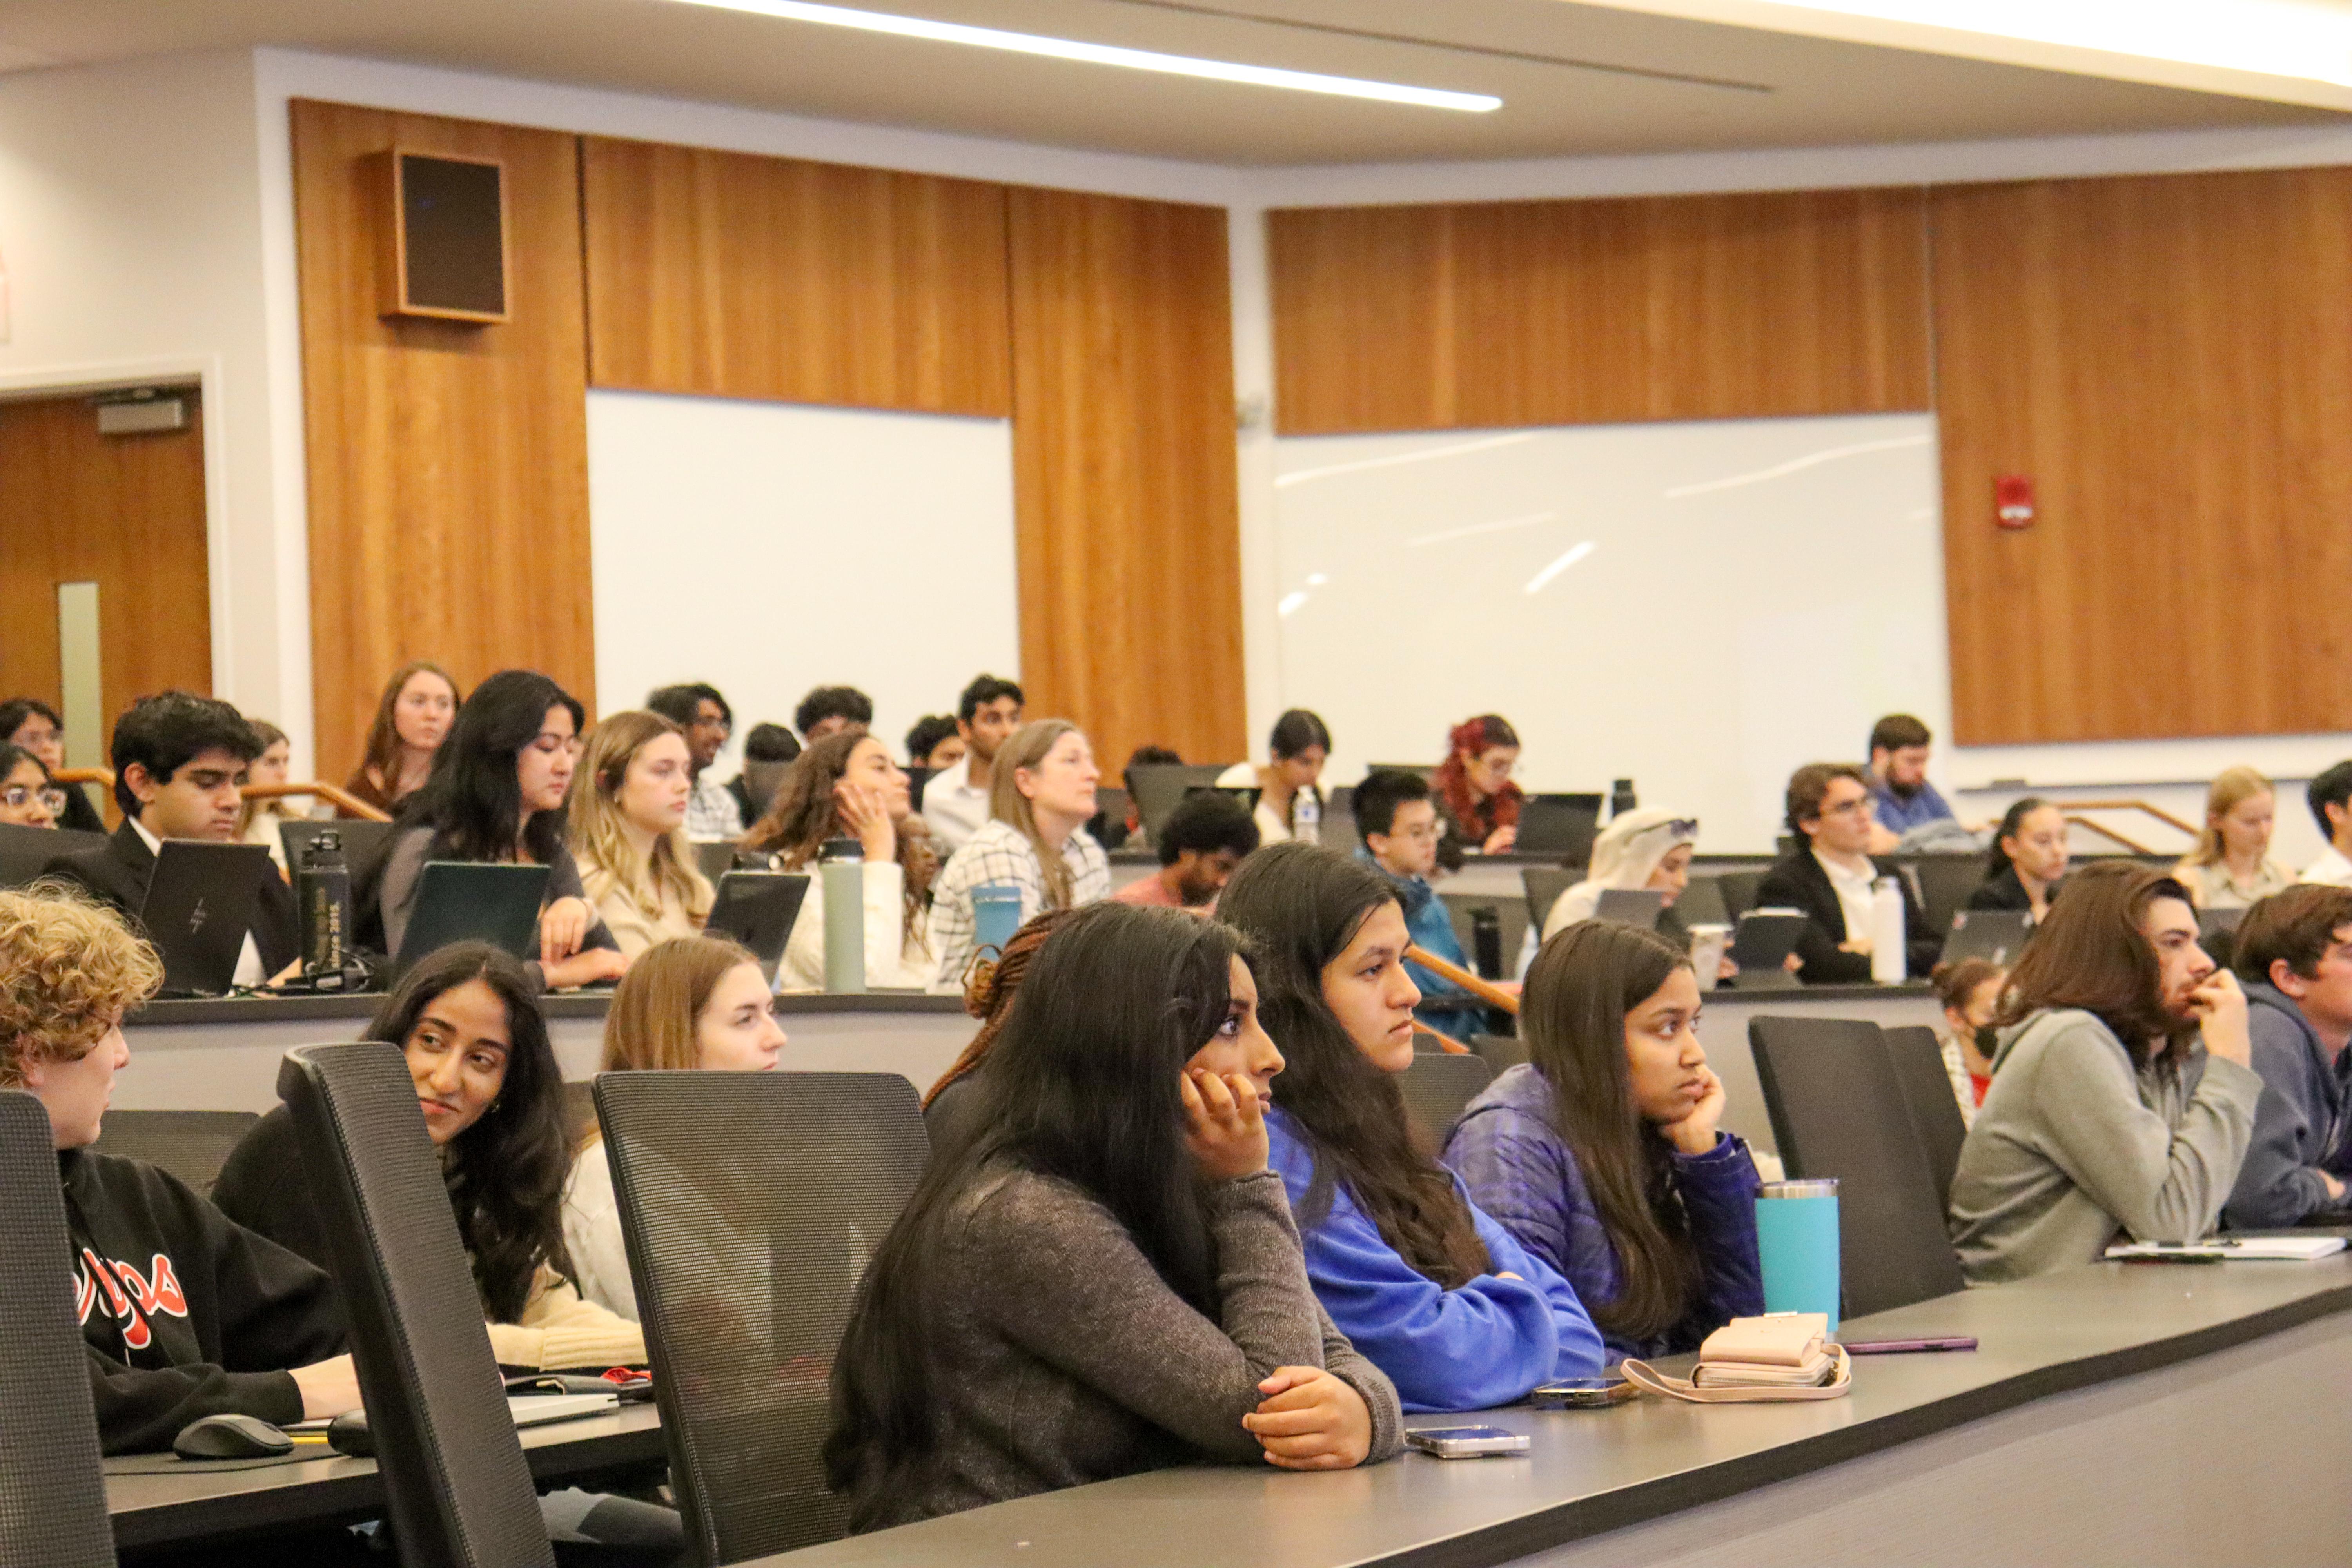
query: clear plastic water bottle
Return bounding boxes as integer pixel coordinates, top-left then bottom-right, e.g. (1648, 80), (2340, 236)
(1291, 788), (1321, 843)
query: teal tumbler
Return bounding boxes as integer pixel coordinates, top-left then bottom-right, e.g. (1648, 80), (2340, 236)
(1755, 1178), (1841, 1333)
(972, 882), (1024, 960)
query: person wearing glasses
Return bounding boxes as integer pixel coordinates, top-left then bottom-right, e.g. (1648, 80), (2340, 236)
(0, 743), (65, 828)
(1354, 769), (1488, 1037)
(357, 669), (628, 991)
(1756, 762), (1938, 985)
(1433, 714), (1524, 870)
(41, 692), (301, 984)
(1, 697), (108, 831)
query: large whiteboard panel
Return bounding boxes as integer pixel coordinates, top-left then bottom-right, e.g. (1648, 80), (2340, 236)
(588, 390), (1019, 757)
(1273, 414), (1947, 854)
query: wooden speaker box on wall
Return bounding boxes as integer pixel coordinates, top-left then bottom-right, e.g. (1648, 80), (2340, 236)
(370, 148), (510, 323)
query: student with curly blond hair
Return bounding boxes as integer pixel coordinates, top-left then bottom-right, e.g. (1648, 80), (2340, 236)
(0, 886), (359, 1454)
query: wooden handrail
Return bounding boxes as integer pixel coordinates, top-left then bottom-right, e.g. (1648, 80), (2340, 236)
(242, 781), (392, 822)
(2051, 798), (2199, 837)
(2062, 815), (2156, 855)
(54, 767), (113, 786)
(1406, 944), (1520, 1017)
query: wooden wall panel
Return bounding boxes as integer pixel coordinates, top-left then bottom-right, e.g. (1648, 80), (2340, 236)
(1269, 189), (1931, 434)
(1009, 189), (1246, 772)
(1933, 167), (2352, 745)
(581, 138), (1012, 414)
(0, 393), (212, 745)
(292, 99), (594, 779)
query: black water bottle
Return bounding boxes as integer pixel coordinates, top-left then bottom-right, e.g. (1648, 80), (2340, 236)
(298, 830), (351, 985)
(1471, 907), (1503, 981)
(1610, 777), (1638, 819)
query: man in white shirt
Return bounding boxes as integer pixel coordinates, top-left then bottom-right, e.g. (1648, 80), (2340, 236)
(1756, 761), (1938, 985)
(2302, 762), (2352, 886)
(648, 683), (742, 842)
(921, 674), (1024, 854)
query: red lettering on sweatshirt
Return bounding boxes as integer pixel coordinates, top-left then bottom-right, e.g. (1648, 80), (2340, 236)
(76, 1248), (190, 1353)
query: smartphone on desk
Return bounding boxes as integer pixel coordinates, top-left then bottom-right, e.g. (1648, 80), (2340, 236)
(1406, 1426), (1531, 1459)
(1531, 1377), (1635, 1408)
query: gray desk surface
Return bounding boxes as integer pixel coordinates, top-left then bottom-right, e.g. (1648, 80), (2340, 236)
(750, 1255), (2352, 1568)
(107, 1401), (665, 1553)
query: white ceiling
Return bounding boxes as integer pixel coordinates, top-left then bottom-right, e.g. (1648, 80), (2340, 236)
(0, 0), (2339, 165)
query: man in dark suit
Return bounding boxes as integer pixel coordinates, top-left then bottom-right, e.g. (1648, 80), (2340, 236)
(1757, 761), (1940, 985)
(42, 692), (298, 980)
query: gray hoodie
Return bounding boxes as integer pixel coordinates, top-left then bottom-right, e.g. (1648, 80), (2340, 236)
(1948, 1008), (2263, 1284)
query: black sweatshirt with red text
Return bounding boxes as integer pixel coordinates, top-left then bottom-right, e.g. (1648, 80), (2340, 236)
(61, 1147), (346, 1453)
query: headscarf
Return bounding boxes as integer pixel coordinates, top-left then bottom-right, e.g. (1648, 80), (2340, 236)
(1543, 808), (1700, 938)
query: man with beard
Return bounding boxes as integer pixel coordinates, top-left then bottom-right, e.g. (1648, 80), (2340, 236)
(1861, 713), (1958, 852)
(1949, 862), (2262, 1283)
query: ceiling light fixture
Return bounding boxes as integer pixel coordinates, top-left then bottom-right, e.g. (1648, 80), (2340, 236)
(1762, 0), (2352, 89)
(664, 0), (1503, 111)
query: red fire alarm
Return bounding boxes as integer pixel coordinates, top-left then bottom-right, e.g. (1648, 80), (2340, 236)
(1994, 474), (2035, 530)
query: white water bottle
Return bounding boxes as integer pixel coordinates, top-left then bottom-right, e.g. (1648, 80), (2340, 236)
(1869, 876), (1906, 984)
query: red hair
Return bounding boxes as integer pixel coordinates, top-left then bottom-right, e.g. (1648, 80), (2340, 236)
(1434, 715), (1524, 843)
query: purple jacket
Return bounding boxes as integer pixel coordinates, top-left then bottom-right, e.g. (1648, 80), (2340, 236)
(1442, 1064), (1764, 1365)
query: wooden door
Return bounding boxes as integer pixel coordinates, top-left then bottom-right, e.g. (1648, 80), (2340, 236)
(0, 390), (213, 754)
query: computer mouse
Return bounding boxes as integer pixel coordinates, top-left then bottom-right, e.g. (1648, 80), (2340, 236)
(327, 1407), (375, 1458)
(172, 1412), (295, 1461)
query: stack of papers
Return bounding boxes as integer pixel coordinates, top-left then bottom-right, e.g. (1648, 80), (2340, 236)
(2104, 1236), (2347, 1261)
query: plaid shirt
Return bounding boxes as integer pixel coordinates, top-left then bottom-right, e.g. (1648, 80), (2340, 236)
(926, 819), (1109, 991)
(686, 775), (744, 842)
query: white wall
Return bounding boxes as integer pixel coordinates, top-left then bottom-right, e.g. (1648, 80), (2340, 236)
(585, 390), (1019, 758)
(0, 51), (299, 755)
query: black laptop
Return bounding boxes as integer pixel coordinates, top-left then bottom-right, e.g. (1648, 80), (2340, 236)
(704, 871), (811, 984)
(393, 862), (551, 978)
(1516, 793), (1604, 866)
(1126, 765), (1230, 838)
(1941, 908), (2033, 967)
(0, 820), (106, 889)
(1726, 909), (1809, 990)
(140, 841), (277, 997)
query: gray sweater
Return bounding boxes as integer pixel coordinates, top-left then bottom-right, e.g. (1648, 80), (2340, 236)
(848, 1164), (1403, 1532)
(1949, 1008), (2263, 1284)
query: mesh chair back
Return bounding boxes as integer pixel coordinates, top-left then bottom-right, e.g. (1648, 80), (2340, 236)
(277, 1045), (554, 1568)
(594, 1071), (929, 1564)
(1471, 1033), (1531, 1073)
(1883, 1026), (1969, 1214)
(1395, 1052), (1496, 1145)
(1748, 1018), (1965, 1318)
(91, 1109), (258, 1196)
(1716, 870), (1765, 922)
(0, 1094), (114, 1567)
(1521, 867), (1575, 937)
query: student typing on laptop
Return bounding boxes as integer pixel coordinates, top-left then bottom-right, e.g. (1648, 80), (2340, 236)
(42, 691), (299, 986)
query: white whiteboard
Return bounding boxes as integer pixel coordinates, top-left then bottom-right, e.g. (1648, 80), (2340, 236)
(1272, 414), (1948, 855)
(587, 390), (1020, 760)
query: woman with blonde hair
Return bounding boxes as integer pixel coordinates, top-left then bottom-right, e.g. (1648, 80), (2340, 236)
(570, 711), (715, 958)
(741, 729), (937, 989)
(561, 933), (789, 1318)
(2175, 766), (2295, 911)
(924, 719), (1108, 989)
(345, 661), (459, 814)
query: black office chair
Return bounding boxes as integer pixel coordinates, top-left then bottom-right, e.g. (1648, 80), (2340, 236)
(1471, 1033), (1531, 1073)
(0, 1093), (115, 1568)
(1883, 1025), (1969, 1214)
(1902, 855), (1988, 945)
(1717, 870), (1765, 922)
(1394, 1052), (1496, 1145)
(594, 1070), (929, 1565)
(91, 1109), (258, 1196)
(1748, 1017), (1966, 1319)
(278, 1044), (555, 1568)
(1521, 867), (1575, 938)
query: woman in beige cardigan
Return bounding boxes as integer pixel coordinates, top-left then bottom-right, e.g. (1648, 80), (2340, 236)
(570, 710), (715, 959)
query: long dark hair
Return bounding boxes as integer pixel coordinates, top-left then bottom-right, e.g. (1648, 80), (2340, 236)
(1216, 841), (1490, 1289)
(1522, 920), (1698, 1343)
(825, 903), (1249, 1500)
(1986, 795), (2053, 878)
(921, 906), (1082, 1109)
(402, 669), (582, 865)
(1997, 861), (2198, 1068)
(367, 941), (575, 1321)
(742, 730), (938, 939)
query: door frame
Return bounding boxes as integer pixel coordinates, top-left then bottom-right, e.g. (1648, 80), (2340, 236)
(0, 354), (229, 695)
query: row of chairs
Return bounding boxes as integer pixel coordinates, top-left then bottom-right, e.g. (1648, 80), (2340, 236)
(6, 1051), (933, 1568)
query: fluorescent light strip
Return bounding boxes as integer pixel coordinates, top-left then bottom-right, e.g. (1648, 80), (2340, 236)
(666, 0), (1502, 111)
(1767, 0), (2352, 89)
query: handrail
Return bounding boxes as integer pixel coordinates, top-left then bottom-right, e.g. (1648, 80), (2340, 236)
(2051, 798), (2200, 838)
(2062, 815), (2157, 855)
(53, 767), (113, 787)
(242, 781), (392, 822)
(1406, 944), (1520, 1018)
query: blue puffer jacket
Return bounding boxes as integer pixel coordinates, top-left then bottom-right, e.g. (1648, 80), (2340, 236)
(1354, 849), (1483, 1034)
(1265, 1107), (1603, 1412)
(1442, 1064), (1764, 1366)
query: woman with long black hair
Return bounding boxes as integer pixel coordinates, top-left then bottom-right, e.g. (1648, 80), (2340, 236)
(1217, 841), (1602, 1412)
(824, 902), (1400, 1531)
(1444, 920), (1763, 1367)
(358, 668), (628, 990)
(212, 941), (645, 1371)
